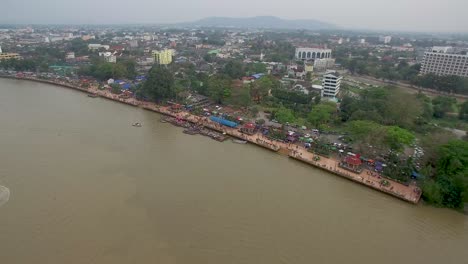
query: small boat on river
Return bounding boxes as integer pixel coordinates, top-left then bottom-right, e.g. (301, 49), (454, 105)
(87, 94), (99, 98)
(232, 139), (247, 144)
(132, 122), (142, 127)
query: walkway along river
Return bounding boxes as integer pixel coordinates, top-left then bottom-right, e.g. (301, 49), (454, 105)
(0, 78), (467, 264)
(0, 75), (421, 203)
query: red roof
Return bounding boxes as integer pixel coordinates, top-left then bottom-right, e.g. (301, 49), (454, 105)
(244, 123), (255, 129)
(345, 156), (362, 166)
(111, 45), (125, 51)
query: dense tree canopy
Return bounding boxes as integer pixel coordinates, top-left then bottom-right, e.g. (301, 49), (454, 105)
(413, 74), (468, 95)
(459, 101), (468, 121)
(346, 120), (415, 153)
(307, 102), (337, 128)
(340, 88), (423, 129)
(273, 106), (296, 124)
(0, 58), (39, 72)
(207, 74), (231, 104)
(422, 140), (468, 209)
(79, 59), (136, 81)
(432, 96), (456, 118)
(221, 60), (244, 79)
(140, 66), (175, 101)
(250, 76), (279, 103)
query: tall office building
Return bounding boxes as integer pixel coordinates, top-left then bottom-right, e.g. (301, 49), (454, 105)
(322, 70), (342, 98)
(420, 47), (468, 77)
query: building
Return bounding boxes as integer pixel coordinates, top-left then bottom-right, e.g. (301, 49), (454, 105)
(0, 53), (20, 60)
(379, 36), (392, 44)
(314, 58), (336, 71)
(322, 70), (342, 98)
(295, 47), (332, 60)
(420, 47), (468, 77)
(81, 35), (95, 41)
(99, 52), (116, 63)
(88, 44), (110, 50)
(65, 52), (75, 60)
(152, 49), (174, 65)
(129, 40), (139, 48)
(0, 47), (20, 60)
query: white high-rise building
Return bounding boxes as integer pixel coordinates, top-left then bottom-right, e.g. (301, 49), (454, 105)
(322, 70), (342, 98)
(420, 47), (468, 77)
(379, 36), (392, 44)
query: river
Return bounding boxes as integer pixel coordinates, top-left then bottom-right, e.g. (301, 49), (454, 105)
(0, 78), (467, 264)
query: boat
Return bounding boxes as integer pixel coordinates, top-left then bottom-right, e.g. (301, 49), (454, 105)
(87, 93), (99, 98)
(183, 128), (199, 135)
(132, 122), (142, 127)
(232, 139), (247, 144)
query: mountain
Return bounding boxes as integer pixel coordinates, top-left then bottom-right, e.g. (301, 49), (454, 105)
(178, 16), (337, 30)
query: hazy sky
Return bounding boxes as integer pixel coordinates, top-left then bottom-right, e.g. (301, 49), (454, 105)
(2, 0), (467, 32)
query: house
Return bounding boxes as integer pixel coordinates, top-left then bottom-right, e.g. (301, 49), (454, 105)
(88, 44), (110, 50)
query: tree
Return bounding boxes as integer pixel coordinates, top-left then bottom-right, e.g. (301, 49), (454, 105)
(226, 85), (252, 107)
(307, 102), (336, 127)
(384, 126), (415, 151)
(384, 90), (423, 128)
(245, 63), (267, 75)
(203, 54), (216, 63)
(141, 66), (175, 101)
(222, 60), (244, 79)
(314, 95), (321, 105)
(250, 76), (276, 103)
(459, 101), (468, 121)
(207, 75), (231, 104)
(110, 83), (122, 94)
(419, 130), (454, 166)
(432, 96), (456, 118)
(346, 120), (414, 153)
(273, 107), (296, 124)
(346, 120), (381, 140)
(120, 59), (137, 79)
(80, 59), (131, 81)
(422, 140), (468, 209)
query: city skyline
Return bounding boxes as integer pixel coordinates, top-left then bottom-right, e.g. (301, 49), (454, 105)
(2, 0), (468, 33)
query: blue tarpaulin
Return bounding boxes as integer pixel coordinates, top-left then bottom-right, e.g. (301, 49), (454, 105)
(411, 171), (424, 179)
(375, 161), (383, 172)
(251, 73), (265, 79)
(210, 116), (238, 128)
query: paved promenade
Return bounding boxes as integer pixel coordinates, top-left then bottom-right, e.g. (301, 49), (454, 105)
(2, 76), (422, 204)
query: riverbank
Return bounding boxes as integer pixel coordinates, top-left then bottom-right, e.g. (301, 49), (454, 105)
(0, 75), (421, 204)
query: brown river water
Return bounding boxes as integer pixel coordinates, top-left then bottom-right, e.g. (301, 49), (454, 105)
(0, 78), (467, 264)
